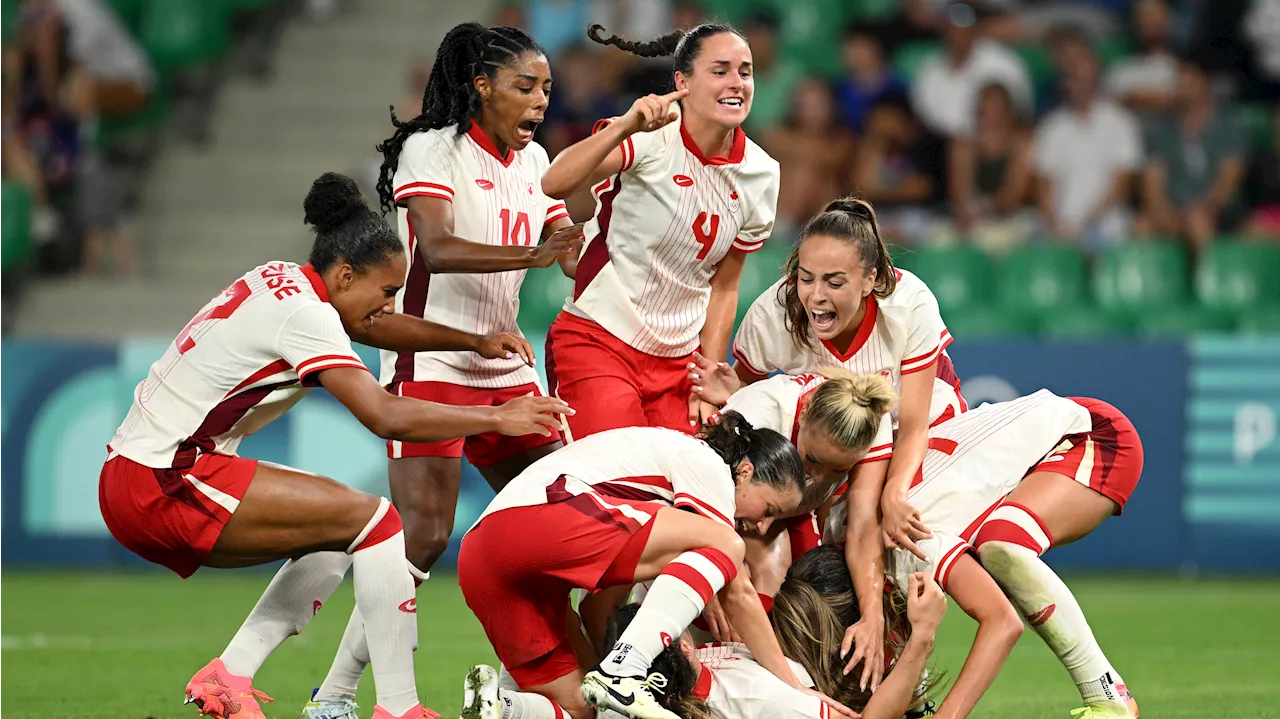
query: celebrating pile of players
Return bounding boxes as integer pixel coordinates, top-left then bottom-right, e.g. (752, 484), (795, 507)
(97, 19), (1145, 719)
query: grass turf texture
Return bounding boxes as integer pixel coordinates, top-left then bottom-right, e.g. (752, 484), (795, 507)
(3, 571), (1278, 718)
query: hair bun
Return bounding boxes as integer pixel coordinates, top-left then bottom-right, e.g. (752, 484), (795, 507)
(823, 197), (874, 220)
(304, 172), (367, 233)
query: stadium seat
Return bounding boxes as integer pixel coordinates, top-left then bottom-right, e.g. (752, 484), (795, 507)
(942, 306), (1034, 338)
(1196, 242), (1280, 312)
(909, 245), (993, 312)
(998, 245), (1088, 317)
(2, 183), (33, 272)
(1014, 44), (1055, 88)
(847, 0), (897, 21)
(140, 0), (231, 72)
(892, 41), (941, 84)
(518, 270), (573, 334)
(103, 0), (150, 34)
(1095, 37), (1132, 68)
(2, 0), (17, 46)
(1138, 306), (1234, 337)
(1093, 241), (1189, 313)
(1238, 103), (1275, 152)
(1038, 304), (1132, 339)
(775, 0), (847, 76)
(1236, 307), (1280, 335)
(736, 243), (790, 323)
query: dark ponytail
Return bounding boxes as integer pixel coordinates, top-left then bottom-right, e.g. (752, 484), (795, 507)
(375, 23), (544, 214)
(781, 197), (899, 351)
(604, 604), (719, 719)
(702, 411), (804, 494)
(588, 22), (745, 75)
(305, 172), (402, 273)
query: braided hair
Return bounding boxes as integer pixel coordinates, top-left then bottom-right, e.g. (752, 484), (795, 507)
(375, 23), (544, 214)
(587, 22), (745, 75)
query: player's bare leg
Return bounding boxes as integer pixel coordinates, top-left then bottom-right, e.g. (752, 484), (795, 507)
(585, 508), (745, 719)
(187, 463), (426, 719)
(476, 441), (563, 492)
(975, 472), (1136, 718)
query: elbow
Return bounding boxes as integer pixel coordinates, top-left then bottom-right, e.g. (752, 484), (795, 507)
(541, 175), (572, 201)
(367, 410), (409, 442)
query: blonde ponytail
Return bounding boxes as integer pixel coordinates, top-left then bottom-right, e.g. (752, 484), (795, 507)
(803, 369), (898, 457)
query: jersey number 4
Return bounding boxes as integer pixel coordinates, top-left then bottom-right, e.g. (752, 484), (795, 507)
(176, 279), (252, 354)
(500, 209), (533, 247)
(693, 211), (721, 260)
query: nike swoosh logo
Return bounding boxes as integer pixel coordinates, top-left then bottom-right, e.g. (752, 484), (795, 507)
(596, 679), (635, 707)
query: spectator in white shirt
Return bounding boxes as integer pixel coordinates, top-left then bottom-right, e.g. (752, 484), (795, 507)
(1104, 0), (1178, 114)
(910, 2), (1032, 139)
(1034, 38), (1142, 248)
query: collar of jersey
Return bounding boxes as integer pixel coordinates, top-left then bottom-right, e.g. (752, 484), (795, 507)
(820, 293), (878, 362)
(300, 263), (330, 302)
(466, 122), (514, 167)
(692, 664), (713, 700)
(680, 121), (746, 166)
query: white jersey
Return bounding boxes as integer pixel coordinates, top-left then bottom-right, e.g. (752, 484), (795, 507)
(718, 373), (894, 465)
(824, 390), (1091, 590)
(564, 108), (781, 357)
(733, 270), (964, 427)
(110, 262), (368, 469)
(694, 642), (829, 719)
(383, 124), (570, 389)
(472, 427), (737, 530)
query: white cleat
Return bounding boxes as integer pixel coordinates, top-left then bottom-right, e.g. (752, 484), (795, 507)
(581, 669), (678, 719)
(301, 692), (360, 719)
(461, 665), (502, 719)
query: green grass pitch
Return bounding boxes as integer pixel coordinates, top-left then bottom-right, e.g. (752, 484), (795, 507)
(3, 571), (1279, 718)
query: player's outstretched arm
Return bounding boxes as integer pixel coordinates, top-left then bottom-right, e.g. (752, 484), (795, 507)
(860, 573), (944, 719)
(351, 314), (536, 366)
(318, 366), (571, 442)
(841, 459), (891, 692)
(929, 554), (1023, 719)
(408, 195), (576, 273)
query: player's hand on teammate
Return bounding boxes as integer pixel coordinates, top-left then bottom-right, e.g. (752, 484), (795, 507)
(687, 351), (742, 407)
(906, 571), (947, 633)
(532, 223), (585, 268)
(840, 613), (885, 692)
(701, 594), (738, 642)
(622, 88), (688, 134)
(493, 395), (573, 437)
(881, 491), (932, 561)
(475, 332), (536, 366)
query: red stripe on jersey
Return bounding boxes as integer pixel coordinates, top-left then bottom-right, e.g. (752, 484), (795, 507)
(937, 543), (973, 591)
(789, 383), (823, 444)
(674, 492), (732, 527)
(820, 294), (878, 362)
(396, 190), (452, 203)
(573, 176), (624, 301)
(691, 665), (713, 700)
(466, 123), (514, 167)
(730, 346), (769, 380)
(732, 237), (766, 254)
(935, 352), (964, 403)
(298, 359), (367, 386)
(680, 122), (746, 165)
(395, 182), (453, 198)
(594, 481), (667, 502)
(173, 379), (298, 469)
(225, 359), (293, 397)
(393, 215), (432, 386)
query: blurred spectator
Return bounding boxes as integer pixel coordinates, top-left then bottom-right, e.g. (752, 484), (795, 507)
(57, 0), (154, 117)
(671, 0), (703, 31)
(979, 0), (1122, 46)
(946, 82), (1034, 251)
(763, 77), (856, 238)
(832, 28), (907, 132)
(1138, 56), (1246, 250)
(739, 10), (803, 136)
(850, 93), (946, 244)
(493, 3), (527, 29)
(856, 0), (943, 56)
(911, 2), (1032, 139)
(588, 0), (674, 43)
(1033, 41), (1141, 248)
(528, 0), (592, 58)
(1105, 0), (1178, 114)
(1243, 109), (1280, 240)
(541, 45), (621, 157)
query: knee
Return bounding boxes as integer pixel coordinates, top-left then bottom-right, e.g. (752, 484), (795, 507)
(559, 692), (592, 719)
(400, 508), (453, 572)
(713, 529), (747, 567)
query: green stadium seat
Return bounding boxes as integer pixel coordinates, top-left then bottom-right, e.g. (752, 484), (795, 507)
(774, 0), (847, 76)
(1196, 242), (1280, 312)
(1014, 44), (1055, 88)
(1236, 307), (1280, 335)
(1238, 103), (1275, 152)
(1038, 304), (1133, 339)
(518, 270), (574, 334)
(998, 245), (1088, 317)
(140, 0), (231, 72)
(1095, 37), (1132, 68)
(2, 182), (33, 271)
(892, 41), (941, 84)
(103, 0), (150, 34)
(1093, 241), (1189, 313)
(943, 306), (1034, 339)
(909, 245), (994, 312)
(3, 0), (18, 46)
(736, 243), (790, 324)
(1138, 306), (1234, 337)
(847, 0), (897, 21)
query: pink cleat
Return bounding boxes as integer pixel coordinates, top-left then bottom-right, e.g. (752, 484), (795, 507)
(372, 705), (442, 719)
(184, 658), (273, 719)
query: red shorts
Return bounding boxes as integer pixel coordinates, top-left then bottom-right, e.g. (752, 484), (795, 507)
(545, 312), (696, 440)
(386, 381), (561, 466)
(1029, 397), (1144, 514)
(98, 451), (258, 578)
(457, 492), (660, 687)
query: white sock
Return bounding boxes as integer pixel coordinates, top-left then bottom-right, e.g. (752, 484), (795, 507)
(498, 689), (564, 719)
(220, 552), (352, 677)
(602, 548), (736, 677)
(315, 558), (429, 701)
(351, 500), (418, 714)
(975, 503), (1128, 706)
(497, 665), (520, 691)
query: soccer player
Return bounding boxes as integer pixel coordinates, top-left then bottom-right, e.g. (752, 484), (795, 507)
(690, 197), (965, 688)
(96, 173), (570, 719)
(306, 24), (583, 716)
(826, 390), (1143, 719)
(455, 416), (853, 719)
(541, 22), (781, 439)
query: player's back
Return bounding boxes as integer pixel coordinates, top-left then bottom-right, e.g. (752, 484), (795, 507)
(698, 642), (824, 719)
(110, 262), (365, 469)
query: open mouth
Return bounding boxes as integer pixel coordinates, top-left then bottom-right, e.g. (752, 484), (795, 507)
(516, 119), (541, 141)
(717, 98), (744, 109)
(810, 309), (837, 333)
